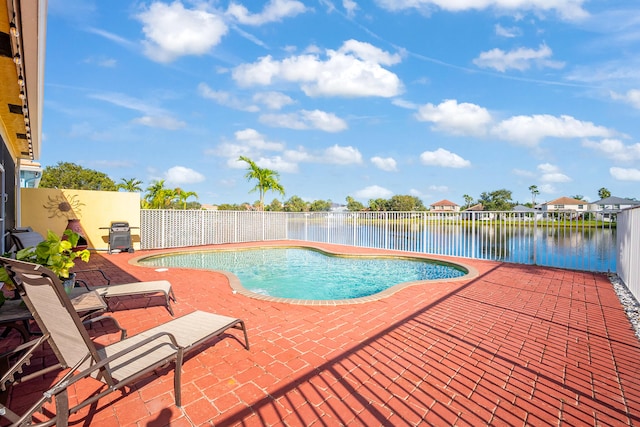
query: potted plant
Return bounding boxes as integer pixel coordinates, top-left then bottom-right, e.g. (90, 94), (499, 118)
(0, 229), (90, 298)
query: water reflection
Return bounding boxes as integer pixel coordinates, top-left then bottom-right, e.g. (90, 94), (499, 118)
(290, 221), (616, 272)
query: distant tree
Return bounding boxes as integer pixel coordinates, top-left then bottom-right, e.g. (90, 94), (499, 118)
(598, 187), (611, 199)
(238, 156), (285, 211)
(309, 199), (332, 212)
(284, 195), (308, 212)
(478, 189), (514, 211)
(143, 180), (174, 209)
(266, 199), (283, 211)
(528, 185), (539, 206)
(463, 194), (474, 209)
(388, 195), (425, 211)
(40, 162), (117, 191)
(368, 198), (389, 211)
(572, 194), (585, 201)
(346, 196), (364, 212)
(117, 178), (143, 192)
(217, 203), (245, 211)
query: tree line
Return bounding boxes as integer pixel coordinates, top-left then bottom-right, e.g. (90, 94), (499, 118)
(39, 160), (625, 213)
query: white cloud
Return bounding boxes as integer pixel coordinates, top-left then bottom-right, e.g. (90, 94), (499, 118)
(492, 114), (615, 147)
(610, 89), (640, 109)
(323, 145), (363, 164)
(373, 0), (589, 21)
(473, 44), (564, 72)
(132, 115), (186, 130)
(198, 83), (259, 112)
(353, 185), (393, 199)
(86, 27), (136, 49)
(415, 99), (492, 136)
(208, 130), (360, 173)
(137, 2), (228, 63)
(232, 40), (403, 98)
(420, 148), (471, 168)
(340, 39), (402, 66)
(252, 156), (299, 173)
(235, 128), (285, 151)
(207, 128), (284, 160)
(226, 0), (308, 25)
(392, 98), (418, 109)
(259, 110), (348, 132)
(252, 91), (295, 110)
(538, 163), (571, 183)
(539, 184), (557, 194)
(89, 92), (187, 129)
(610, 167), (640, 181)
(495, 24), (521, 38)
(164, 166), (206, 185)
(343, 0), (359, 16)
(582, 138), (640, 162)
(371, 156), (397, 171)
(428, 185), (448, 192)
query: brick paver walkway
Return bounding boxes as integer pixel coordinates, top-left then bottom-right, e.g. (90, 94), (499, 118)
(4, 241), (640, 426)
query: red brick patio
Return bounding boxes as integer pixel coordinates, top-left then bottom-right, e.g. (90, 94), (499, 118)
(4, 241), (640, 426)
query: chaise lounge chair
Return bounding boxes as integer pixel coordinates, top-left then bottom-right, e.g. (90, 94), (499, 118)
(0, 257), (250, 427)
(9, 229), (177, 315)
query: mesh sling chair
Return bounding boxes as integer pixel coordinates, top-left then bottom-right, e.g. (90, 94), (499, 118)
(0, 257), (249, 427)
(9, 230), (177, 315)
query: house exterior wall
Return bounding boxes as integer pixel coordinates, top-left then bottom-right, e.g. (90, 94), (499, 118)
(20, 188), (141, 251)
(541, 203), (588, 212)
(430, 205), (460, 212)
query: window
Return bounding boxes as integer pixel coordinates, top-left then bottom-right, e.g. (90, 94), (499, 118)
(554, 204), (564, 209)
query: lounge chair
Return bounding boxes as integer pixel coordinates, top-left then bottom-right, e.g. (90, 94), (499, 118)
(74, 269), (177, 315)
(0, 257), (249, 427)
(9, 230), (177, 315)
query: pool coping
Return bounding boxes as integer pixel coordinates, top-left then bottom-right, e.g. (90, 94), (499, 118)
(129, 242), (480, 306)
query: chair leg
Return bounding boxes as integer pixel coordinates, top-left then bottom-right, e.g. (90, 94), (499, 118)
(166, 295), (174, 316)
(174, 349), (184, 407)
(236, 320), (250, 350)
(56, 389), (70, 427)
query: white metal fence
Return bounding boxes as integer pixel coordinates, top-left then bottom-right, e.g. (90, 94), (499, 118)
(141, 210), (617, 273)
(617, 206), (640, 301)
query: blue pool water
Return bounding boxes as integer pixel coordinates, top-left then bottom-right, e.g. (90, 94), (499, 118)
(139, 247), (467, 300)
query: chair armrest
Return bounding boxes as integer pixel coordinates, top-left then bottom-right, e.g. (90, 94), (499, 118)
(73, 269), (111, 286)
(49, 331), (183, 393)
(0, 334), (52, 391)
(82, 315), (127, 340)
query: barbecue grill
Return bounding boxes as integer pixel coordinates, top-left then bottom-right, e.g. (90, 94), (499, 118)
(107, 221), (134, 253)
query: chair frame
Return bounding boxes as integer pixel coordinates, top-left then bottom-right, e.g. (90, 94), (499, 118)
(0, 257), (249, 427)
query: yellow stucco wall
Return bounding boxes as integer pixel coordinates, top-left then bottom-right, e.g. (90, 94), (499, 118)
(19, 188), (141, 251)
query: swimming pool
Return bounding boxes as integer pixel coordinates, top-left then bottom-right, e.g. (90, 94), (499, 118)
(138, 246), (469, 301)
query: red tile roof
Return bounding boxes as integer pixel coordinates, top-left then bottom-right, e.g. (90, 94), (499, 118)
(430, 199), (458, 207)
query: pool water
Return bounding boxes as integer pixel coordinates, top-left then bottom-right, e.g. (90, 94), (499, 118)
(139, 247), (466, 300)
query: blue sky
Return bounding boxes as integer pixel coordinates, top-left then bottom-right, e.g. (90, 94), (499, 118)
(42, 0), (640, 207)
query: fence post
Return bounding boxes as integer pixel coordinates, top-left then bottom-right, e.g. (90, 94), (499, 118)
(533, 211), (537, 265)
(471, 211), (476, 259)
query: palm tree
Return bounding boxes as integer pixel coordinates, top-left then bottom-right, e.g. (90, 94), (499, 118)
(598, 187), (611, 200)
(144, 180), (173, 209)
(463, 194), (474, 209)
(238, 156), (285, 211)
(529, 185), (539, 206)
(175, 188), (198, 209)
(117, 178), (143, 192)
